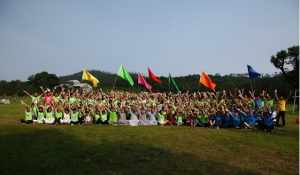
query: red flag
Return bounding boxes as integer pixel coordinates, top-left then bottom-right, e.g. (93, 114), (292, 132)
(138, 74), (152, 91)
(199, 72), (216, 90)
(148, 67), (162, 84)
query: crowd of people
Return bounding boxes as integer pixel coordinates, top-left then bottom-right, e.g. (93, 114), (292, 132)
(20, 87), (287, 132)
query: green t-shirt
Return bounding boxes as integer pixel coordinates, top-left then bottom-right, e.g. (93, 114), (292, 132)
(37, 111), (45, 121)
(109, 111), (118, 123)
(55, 112), (63, 119)
(249, 100), (255, 108)
(25, 111), (33, 121)
(95, 112), (101, 122)
(46, 112), (54, 120)
(69, 97), (77, 105)
(113, 100), (119, 106)
(31, 95), (41, 104)
(71, 111), (80, 122)
(199, 115), (208, 123)
(101, 112), (108, 122)
(176, 116), (183, 123)
(53, 96), (62, 103)
(266, 99), (274, 108)
(32, 106), (38, 116)
(158, 113), (165, 122)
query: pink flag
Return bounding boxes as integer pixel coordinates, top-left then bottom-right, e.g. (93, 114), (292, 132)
(138, 74), (152, 91)
(148, 67), (162, 84)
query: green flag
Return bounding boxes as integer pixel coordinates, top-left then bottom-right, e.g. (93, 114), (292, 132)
(168, 73), (180, 92)
(118, 65), (134, 86)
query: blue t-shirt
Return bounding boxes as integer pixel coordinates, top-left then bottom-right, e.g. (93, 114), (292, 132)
(222, 115), (232, 127)
(231, 113), (241, 127)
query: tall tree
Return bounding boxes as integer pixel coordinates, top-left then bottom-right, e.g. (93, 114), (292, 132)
(271, 46), (299, 89)
(28, 71), (60, 89)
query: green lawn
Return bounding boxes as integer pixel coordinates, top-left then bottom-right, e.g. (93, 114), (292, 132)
(0, 102), (298, 175)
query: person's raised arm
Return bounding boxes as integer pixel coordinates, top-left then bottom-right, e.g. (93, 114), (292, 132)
(249, 90), (255, 99)
(23, 90), (32, 97)
(221, 90), (226, 99)
(229, 90), (234, 98)
(20, 100), (29, 107)
(274, 89), (279, 101)
(39, 86), (45, 93)
(238, 89), (244, 100)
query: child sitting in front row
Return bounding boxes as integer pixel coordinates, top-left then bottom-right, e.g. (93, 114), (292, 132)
(34, 106), (45, 124)
(20, 100), (33, 124)
(45, 106), (55, 124)
(60, 107), (71, 124)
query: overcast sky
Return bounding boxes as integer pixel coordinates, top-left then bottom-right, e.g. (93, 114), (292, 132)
(0, 0), (298, 80)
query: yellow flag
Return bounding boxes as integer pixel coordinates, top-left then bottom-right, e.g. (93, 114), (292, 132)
(82, 69), (99, 87)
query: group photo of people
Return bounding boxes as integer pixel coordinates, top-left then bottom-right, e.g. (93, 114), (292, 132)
(1, 1), (299, 174)
(20, 86), (287, 132)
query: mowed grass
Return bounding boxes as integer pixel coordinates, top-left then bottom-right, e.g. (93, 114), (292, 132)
(0, 101), (298, 175)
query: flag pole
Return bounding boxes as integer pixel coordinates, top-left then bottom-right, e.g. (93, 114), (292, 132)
(168, 74), (171, 92)
(112, 76), (118, 90)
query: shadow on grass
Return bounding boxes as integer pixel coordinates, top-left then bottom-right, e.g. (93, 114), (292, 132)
(0, 129), (259, 175)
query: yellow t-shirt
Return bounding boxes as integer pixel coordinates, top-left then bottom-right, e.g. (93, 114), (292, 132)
(277, 99), (286, 111)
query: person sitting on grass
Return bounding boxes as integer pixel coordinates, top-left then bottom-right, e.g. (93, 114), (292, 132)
(45, 106), (55, 124)
(230, 107), (242, 129)
(108, 105), (118, 125)
(128, 107), (140, 126)
(94, 105), (102, 124)
(118, 107), (129, 125)
(23, 90), (42, 118)
(222, 108), (232, 128)
(55, 104), (64, 124)
(175, 110), (184, 127)
(70, 105), (81, 125)
(156, 109), (167, 126)
(139, 107), (152, 126)
(208, 109), (216, 128)
(34, 106), (45, 124)
(241, 108), (257, 129)
(147, 107), (158, 126)
(198, 110), (209, 127)
(83, 105), (93, 124)
(165, 108), (176, 126)
(214, 109), (223, 129)
(60, 107), (71, 124)
(20, 100), (33, 124)
(257, 107), (274, 132)
(100, 106), (109, 125)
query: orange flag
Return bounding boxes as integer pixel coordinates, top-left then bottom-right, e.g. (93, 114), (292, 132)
(199, 72), (216, 90)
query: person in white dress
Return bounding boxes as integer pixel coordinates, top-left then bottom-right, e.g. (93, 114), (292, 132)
(60, 108), (71, 124)
(147, 108), (158, 125)
(118, 107), (129, 125)
(128, 107), (140, 126)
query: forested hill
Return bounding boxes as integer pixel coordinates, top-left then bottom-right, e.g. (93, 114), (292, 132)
(59, 70), (292, 95)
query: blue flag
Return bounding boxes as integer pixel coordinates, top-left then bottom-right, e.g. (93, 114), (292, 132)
(247, 65), (261, 79)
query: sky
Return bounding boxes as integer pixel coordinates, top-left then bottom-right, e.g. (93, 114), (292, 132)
(0, 0), (298, 80)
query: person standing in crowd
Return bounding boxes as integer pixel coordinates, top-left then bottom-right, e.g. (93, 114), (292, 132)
(275, 89), (286, 127)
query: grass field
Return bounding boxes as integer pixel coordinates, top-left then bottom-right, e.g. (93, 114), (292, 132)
(0, 101), (299, 175)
